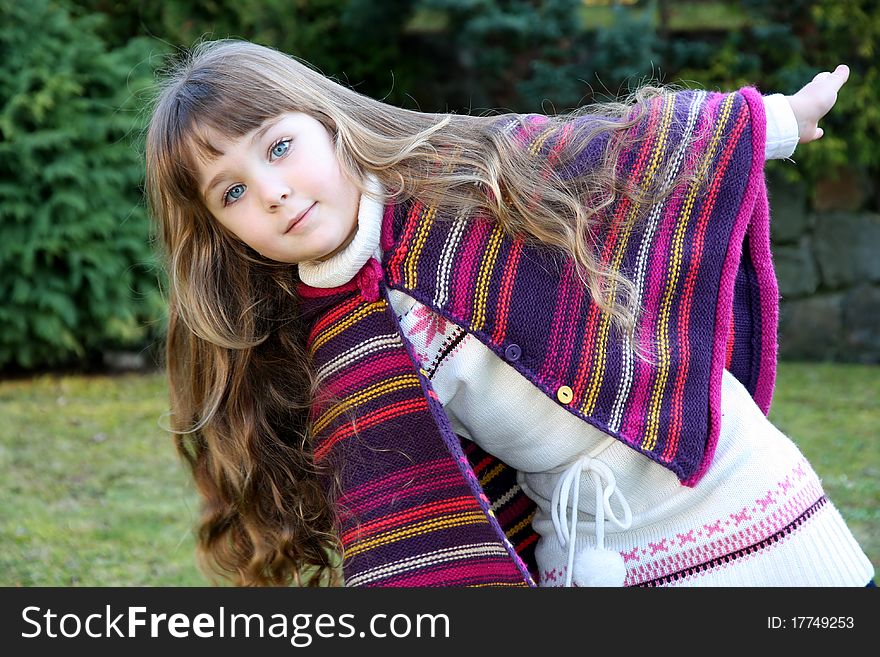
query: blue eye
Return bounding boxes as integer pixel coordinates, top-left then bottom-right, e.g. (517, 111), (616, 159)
(270, 139), (290, 160)
(223, 184), (246, 205)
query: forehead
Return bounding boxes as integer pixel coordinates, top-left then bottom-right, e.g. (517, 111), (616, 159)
(192, 113), (328, 175)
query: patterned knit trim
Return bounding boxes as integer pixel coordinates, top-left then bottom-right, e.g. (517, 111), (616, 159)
(634, 496), (827, 587)
(620, 457), (823, 585)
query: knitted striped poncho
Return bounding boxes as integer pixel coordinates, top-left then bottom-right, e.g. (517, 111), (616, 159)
(298, 87), (777, 587)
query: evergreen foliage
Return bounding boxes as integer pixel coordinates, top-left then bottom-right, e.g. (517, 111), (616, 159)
(665, 0), (879, 185)
(0, 0), (162, 370)
(69, 0), (427, 110)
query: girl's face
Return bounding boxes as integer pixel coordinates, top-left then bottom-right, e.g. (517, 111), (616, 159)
(197, 112), (361, 264)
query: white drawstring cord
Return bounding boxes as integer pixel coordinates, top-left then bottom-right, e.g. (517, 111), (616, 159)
(550, 436), (633, 586)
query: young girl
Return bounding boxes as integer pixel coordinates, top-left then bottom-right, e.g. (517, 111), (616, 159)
(146, 39), (873, 587)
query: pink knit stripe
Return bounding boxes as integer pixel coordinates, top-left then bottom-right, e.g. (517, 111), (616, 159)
(746, 178), (778, 412)
(345, 457), (457, 504)
(687, 86), (771, 485)
(377, 560), (526, 587)
(664, 101), (749, 462)
(450, 218), (491, 321)
(380, 202), (396, 251)
(313, 397), (428, 462)
(539, 258), (575, 382)
(490, 235), (524, 345)
(297, 278), (358, 299)
(323, 350), (414, 398)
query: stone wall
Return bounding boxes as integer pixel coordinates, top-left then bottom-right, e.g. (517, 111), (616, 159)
(768, 166), (880, 363)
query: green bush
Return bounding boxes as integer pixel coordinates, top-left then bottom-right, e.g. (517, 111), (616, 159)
(70, 0), (428, 110)
(660, 0), (879, 190)
(0, 0), (163, 370)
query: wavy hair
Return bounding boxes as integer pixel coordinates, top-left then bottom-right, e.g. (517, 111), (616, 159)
(146, 39), (696, 586)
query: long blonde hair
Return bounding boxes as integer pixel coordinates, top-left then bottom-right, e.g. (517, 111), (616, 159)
(146, 39), (682, 586)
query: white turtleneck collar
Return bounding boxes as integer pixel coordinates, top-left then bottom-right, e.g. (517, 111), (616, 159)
(297, 174), (384, 288)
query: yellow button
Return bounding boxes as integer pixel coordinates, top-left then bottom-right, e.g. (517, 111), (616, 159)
(556, 385), (573, 404)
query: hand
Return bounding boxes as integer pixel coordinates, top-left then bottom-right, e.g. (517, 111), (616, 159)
(787, 64), (850, 144)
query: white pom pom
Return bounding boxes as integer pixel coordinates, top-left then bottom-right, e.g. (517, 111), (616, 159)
(572, 548), (627, 587)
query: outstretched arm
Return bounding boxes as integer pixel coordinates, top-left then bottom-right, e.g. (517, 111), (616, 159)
(786, 64), (850, 144)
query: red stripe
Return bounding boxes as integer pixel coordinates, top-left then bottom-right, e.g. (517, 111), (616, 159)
(725, 307), (736, 369)
(491, 236), (524, 344)
(344, 457), (459, 505)
(340, 496), (480, 544)
(450, 218), (491, 321)
(471, 454), (496, 476)
(314, 397), (427, 462)
(309, 296), (365, 342)
(387, 201), (424, 282)
(515, 531), (539, 554)
(496, 491), (535, 527)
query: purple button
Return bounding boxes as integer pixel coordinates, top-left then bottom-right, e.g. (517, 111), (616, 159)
(504, 344), (522, 361)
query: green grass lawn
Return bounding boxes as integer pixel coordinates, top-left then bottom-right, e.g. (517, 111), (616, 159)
(0, 362), (876, 586)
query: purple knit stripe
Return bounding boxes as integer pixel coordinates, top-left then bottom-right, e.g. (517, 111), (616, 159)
(672, 99), (754, 475)
(538, 257), (576, 382)
(728, 243), (763, 395)
(343, 457), (461, 507)
(450, 217), (492, 321)
(558, 264), (589, 385)
(322, 349), (415, 399)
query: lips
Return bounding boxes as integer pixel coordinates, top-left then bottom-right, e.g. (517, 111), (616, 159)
(285, 202), (315, 233)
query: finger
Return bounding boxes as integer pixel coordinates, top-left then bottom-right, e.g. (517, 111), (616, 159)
(816, 64), (849, 93)
(815, 127), (824, 140)
(812, 70), (831, 83)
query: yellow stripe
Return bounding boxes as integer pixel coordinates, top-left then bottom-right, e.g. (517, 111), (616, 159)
(472, 223), (505, 331)
(642, 94), (734, 451)
(470, 582), (530, 587)
(529, 126), (555, 157)
(581, 96), (675, 414)
(313, 373), (420, 435)
(505, 511), (537, 538)
(310, 301), (386, 353)
(477, 461), (506, 488)
(346, 511), (488, 557)
(404, 205), (436, 287)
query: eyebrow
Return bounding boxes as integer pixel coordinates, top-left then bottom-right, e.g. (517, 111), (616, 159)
(201, 117), (285, 202)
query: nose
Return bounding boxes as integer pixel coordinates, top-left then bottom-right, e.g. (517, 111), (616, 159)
(258, 176), (292, 211)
